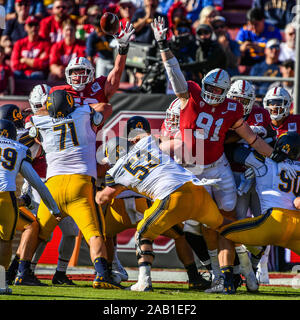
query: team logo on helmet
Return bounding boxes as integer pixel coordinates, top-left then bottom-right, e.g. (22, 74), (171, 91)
(12, 109), (23, 121)
(0, 129), (8, 138)
(282, 143), (291, 154)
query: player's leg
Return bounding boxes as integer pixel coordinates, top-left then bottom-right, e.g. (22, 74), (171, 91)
(164, 225), (211, 290)
(67, 175), (121, 289)
(52, 216), (78, 285)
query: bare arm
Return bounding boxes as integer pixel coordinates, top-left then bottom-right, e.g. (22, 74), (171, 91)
(104, 54), (127, 101)
(233, 119), (273, 157)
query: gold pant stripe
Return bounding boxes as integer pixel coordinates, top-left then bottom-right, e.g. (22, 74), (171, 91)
(220, 208), (272, 237)
(9, 192), (18, 240)
(137, 196), (170, 238)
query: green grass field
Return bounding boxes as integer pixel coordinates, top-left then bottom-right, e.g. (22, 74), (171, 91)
(1, 281), (300, 300)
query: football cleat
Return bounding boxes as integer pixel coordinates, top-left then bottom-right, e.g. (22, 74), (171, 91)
(14, 270), (48, 286)
(6, 268), (18, 286)
(112, 259), (129, 282)
(223, 276), (236, 294)
(188, 272), (211, 291)
(204, 276), (225, 293)
(126, 279), (153, 292)
(0, 285), (12, 295)
(93, 273), (124, 289)
(52, 271), (76, 285)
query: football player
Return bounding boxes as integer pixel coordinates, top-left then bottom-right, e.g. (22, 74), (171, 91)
(0, 119), (61, 293)
(96, 131), (235, 294)
(151, 17), (274, 293)
(26, 84), (79, 286)
(220, 132), (300, 259)
(264, 86), (300, 138)
(100, 115), (211, 291)
(226, 80), (275, 285)
(49, 22), (135, 113)
(15, 90), (122, 289)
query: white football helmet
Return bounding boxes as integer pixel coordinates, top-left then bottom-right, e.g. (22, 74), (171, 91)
(29, 84), (51, 114)
(65, 57), (95, 91)
(164, 98), (181, 132)
(227, 80), (256, 115)
(201, 68), (231, 105)
(263, 86), (292, 121)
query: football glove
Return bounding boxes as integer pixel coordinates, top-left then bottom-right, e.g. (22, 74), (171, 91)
(115, 21), (135, 55)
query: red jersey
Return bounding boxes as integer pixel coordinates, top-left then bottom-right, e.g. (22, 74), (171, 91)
(180, 81), (244, 165)
(270, 114), (300, 138)
(39, 15), (70, 43)
(245, 105), (271, 127)
(11, 36), (51, 76)
(50, 40), (86, 67)
(51, 76), (108, 103)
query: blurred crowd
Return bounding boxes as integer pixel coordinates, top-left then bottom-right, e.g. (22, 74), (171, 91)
(0, 0), (296, 99)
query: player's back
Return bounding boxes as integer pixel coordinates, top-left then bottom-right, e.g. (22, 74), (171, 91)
(31, 104), (97, 179)
(256, 158), (300, 213)
(106, 135), (198, 200)
(0, 137), (30, 191)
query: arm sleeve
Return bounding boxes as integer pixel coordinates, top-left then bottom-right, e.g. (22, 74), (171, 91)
(19, 160), (60, 215)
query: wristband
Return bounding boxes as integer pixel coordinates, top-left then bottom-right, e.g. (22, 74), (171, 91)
(118, 44), (129, 55)
(157, 39), (169, 52)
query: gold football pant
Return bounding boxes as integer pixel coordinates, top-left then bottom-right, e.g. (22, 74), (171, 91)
(220, 207), (300, 255)
(104, 197), (185, 240)
(16, 207), (36, 232)
(0, 191), (19, 241)
(136, 181), (224, 241)
(37, 174), (104, 243)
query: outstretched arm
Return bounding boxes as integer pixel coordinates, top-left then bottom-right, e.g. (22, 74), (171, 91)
(104, 22), (135, 100)
(151, 17), (190, 107)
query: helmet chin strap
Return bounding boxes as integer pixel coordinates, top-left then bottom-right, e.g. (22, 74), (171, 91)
(71, 83), (86, 91)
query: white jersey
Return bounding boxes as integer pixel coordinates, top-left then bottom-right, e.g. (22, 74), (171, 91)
(31, 104), (97, 179)
(106, 135), (199, 200)
(256, 158), (300, 213)
(0, 137), (31, 191)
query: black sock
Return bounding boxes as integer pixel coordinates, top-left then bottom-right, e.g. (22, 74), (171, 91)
(185, 262), (199, 282)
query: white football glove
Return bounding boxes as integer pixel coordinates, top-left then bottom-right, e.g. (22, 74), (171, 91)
(151, 16), (168, 42)
(277, 159), (297, 180)
(115, 21), (135, 48)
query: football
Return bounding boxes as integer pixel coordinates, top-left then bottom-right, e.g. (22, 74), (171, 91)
(100, 12), (119, 36)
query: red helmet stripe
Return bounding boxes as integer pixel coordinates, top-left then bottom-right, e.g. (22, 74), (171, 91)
(241, 80), (245, 94)
(274, 87), (277, 95)
(40, 85), (46, 94)
(214, 69), (223, 83)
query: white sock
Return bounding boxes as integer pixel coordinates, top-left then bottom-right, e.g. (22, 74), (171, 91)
(235, 245), (253, 276)
(208, 249), (222, 279)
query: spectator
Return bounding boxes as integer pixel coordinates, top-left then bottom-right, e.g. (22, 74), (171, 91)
(211, 15), (241, 76)
(49, 19), (86, 81)
(236, 7), (282, 66)
(192, 23), (226, 80)
(76, 5), (101, 39)
(39, 0), (72, 43)
(86, 14), (114, 77)
(167, 1), (188, 33)
(5, 0), (46, 18)
(279, 23), (296, 62)
(0, 46), (14, 95)
(131, 0), (168, 44)
(119, 0), (136, 29)
(1, 0), (30, 46)
(11, 16), (51, 80)
(193, 5), (217, 31)
(268, 59), (294, 99)
(252, 0), (295, 30)
(250, 38), (282, 98)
